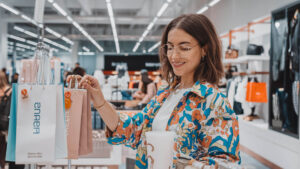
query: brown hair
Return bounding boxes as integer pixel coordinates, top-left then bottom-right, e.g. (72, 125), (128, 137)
(159, 14), (224, 88)
(0, 71), (8, 89)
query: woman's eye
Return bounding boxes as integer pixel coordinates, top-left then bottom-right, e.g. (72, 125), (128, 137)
(180, 47), (191, 51)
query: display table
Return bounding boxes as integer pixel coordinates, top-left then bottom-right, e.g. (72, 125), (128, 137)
(51, 145), (122, 169)
(238, 115), (300, 169)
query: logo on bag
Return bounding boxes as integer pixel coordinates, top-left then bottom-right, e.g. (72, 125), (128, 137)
(33, 102), (41, 134)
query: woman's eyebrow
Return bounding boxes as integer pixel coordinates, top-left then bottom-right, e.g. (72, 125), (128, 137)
(167, 41), (191, 45)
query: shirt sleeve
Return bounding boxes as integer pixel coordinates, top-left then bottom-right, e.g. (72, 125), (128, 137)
(105, 96), (156, 149)
(191, 95), (241, 168)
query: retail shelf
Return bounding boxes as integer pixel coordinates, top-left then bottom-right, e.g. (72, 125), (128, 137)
(238, 115), (300, 169)
(52, 145), (122, 166)
(223, 55), (270, 64)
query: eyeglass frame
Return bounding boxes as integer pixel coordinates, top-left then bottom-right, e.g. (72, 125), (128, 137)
(160, 43), (200, 56)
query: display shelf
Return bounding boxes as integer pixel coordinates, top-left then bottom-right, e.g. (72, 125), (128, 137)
(223, 55), (270, 64)
(238, 115), (300, 169)
(52, 145), (122, 168)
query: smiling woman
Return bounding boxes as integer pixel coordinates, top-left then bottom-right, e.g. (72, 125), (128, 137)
(159, 14), (224, 90)
(73, 13), (241, 169)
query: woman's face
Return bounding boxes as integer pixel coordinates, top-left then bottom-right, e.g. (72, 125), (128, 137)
(167, 28), (205, 78)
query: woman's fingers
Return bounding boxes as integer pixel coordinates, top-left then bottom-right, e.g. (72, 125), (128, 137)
(66, 75), (82, 83)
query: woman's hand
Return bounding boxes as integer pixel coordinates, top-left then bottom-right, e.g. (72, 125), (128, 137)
(67, 75), (106, 107)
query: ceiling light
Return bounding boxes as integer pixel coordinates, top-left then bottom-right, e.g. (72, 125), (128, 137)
(106, 0), (120, 53)
(45, 27), (62, 38)
(133, 0), (171, 52)
(197, 6), (208, 14)
(8, 35), (26, 42)
(157, 3), (169, 17)
(16, 47), (25, 52)
(78, 52), (95, 55)
(50, 2), (103, 52)
(66, 16), (73, 22)
(62, 36), (74, 45)
(47, 0), (54, 3)
(0, 2), (20, 15)
(148, 42), (161, 52)
(14, 26), (38, 38)
(53, 2), (67, 16)
(132, 43), (140, 52)
(8, 41), (14, 46)
(16, 43), (33, 50)
(208, 0), (220, 7)
(21, 14), (38, 26)
(82, 46), (90, 52)
(26, 40), (38, 46)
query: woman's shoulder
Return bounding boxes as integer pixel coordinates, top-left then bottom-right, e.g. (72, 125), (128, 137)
(191, 82), (225, 98)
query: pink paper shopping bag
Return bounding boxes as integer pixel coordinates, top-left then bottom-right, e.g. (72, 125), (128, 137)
(79, 91), (93, 155)
(64, 89), (84, 159)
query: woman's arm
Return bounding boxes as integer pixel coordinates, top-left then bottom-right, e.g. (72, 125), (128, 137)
(139, 82), (157, 104)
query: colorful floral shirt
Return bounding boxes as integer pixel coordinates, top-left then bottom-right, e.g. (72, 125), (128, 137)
(106, 81), (241, 169)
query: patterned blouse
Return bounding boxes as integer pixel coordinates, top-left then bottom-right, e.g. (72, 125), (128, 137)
(106, 81), (241, 169)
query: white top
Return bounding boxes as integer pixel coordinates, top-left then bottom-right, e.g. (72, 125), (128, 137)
(152, 87), (191, 131)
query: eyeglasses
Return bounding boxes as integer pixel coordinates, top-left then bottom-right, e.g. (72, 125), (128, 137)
(161, 43), (199, 56)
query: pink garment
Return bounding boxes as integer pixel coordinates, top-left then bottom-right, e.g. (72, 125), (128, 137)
(19, 59), (39, 83)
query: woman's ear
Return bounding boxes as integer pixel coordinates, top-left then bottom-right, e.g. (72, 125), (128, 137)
(201, 45), (208, 56)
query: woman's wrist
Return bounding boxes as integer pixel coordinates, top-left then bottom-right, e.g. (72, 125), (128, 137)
(94, 100), (106, 109)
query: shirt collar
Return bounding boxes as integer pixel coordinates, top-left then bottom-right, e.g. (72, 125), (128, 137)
(159, 80), (212, 99)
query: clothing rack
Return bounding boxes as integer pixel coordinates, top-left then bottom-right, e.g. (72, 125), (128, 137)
(232, 71), (269, 76)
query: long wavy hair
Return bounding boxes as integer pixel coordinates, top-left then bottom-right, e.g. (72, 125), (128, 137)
(159, 14), (224, 89)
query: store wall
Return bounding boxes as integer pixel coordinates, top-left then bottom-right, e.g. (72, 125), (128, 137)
(0, 11), (8, 69)
(184, 0), (297, 34)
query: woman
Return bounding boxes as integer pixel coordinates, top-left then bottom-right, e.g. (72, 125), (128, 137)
(132, 69), (157, 106)
(72, 14), (241, 168)
(0, 72), (24, 169)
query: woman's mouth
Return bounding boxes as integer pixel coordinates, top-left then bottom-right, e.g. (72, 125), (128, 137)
(172, 62), (186, 68)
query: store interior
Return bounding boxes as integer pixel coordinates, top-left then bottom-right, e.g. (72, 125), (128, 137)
(0, 0), (300, 169)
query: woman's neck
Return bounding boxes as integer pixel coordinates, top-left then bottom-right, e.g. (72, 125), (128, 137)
(179, 76), (194, 89)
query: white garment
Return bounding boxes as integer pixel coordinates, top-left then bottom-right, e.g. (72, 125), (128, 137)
(93, 70), (105, 89)
(227, 79), (237, 107)
(152, 88), (190, 131)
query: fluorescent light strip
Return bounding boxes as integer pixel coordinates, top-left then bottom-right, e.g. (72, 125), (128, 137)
(16, 43), (34, 50)
(49, 1), (103, 52)
(78, 52), (95, 55)
(0, 2), (20, 15)
(13, 26), (69, 52)
(16, 47), (25, 52)
(157, 3), (169, 17)
(14, 26), (38, 38)
(44, 38), (71, 52)
(132, 0), (171, 52)
(53, 2), (67, 16)
(208, 0), (220, 7)
(8, 35), (26, 42)
(45, 27), (62, 38)
(148, 41), (161, 52)
(21, 14), (38, 26)
(26, 40), (38, 46)
(106, 1), (120, 53)
(82, 46), (90, 52)
(197, 6), (208, 14)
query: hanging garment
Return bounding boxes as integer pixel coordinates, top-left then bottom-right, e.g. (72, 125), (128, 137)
(272, 93), (280, 120)
(288, 10), (300, 74)
(271, 18), (288, 81)
(227, 79), (237, 107)
(277, 89), (290, 130)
